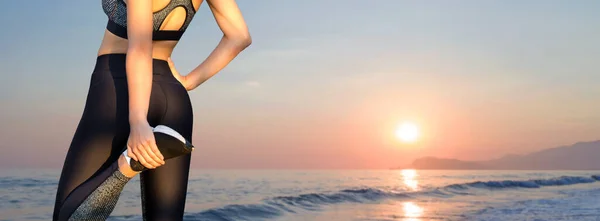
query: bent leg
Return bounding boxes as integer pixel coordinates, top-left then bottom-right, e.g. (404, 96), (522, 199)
(52, 70), (130, 221)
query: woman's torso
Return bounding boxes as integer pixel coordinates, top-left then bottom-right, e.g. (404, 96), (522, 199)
(97, 0), (203, 60)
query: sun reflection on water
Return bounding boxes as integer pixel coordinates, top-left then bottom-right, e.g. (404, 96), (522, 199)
(401, 169), (419, 191)
(402, 201), (424, 221)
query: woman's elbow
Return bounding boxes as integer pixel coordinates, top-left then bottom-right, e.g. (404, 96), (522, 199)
(227, 33), (252, 50)
(241, 35), (252, 48)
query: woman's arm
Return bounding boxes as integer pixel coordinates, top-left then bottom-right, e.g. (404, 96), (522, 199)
(125, 0), (165, 169)
(181, 0), (252, 90)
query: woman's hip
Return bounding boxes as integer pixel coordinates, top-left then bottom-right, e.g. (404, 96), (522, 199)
(84, 53), (192, 128)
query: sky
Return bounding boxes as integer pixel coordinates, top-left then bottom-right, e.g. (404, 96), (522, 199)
(0, 0), (599, 169)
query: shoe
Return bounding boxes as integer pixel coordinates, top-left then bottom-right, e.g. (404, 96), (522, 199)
(127, 125), (194, 171)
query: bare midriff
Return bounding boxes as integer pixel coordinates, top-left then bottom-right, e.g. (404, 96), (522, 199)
(97, 31), (180, 60)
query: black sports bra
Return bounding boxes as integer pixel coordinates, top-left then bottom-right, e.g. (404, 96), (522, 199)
(102, 0), (198, 41)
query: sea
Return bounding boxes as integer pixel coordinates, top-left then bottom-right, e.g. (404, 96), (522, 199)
(2, 169), (600, 221)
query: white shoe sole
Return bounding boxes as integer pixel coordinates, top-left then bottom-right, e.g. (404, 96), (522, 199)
(153, 125), (186, 144)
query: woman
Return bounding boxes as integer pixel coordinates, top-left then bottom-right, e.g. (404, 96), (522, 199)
(52, 0), (251, 220)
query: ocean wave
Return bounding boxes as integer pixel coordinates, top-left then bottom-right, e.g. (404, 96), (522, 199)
(444, 175), (597, 190)
(110, 174), (600, 221)
(184, 188), (413, 220)
(0, 178), (57, 188)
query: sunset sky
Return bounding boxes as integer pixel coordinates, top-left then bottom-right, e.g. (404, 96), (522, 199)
(1, 0), (599, 169)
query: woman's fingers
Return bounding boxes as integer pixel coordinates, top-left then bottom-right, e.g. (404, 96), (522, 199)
(132, 147), (152, 169)
(139, 143), (161, 168)
(127, 145), (138, 162)
(167, 57), (189, 90)
(148, 139), (165, 164)
(144, 139), (165, 165)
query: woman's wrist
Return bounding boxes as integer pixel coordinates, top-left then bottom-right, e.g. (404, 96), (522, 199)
(129, 114), (148, 125)
(188, 67), (212, 90)
(182, 75), (194, 91)
(183, 71), (201, 91)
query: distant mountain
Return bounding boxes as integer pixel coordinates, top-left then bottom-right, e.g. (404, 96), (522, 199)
(409, 157), (492, 170)
(397, 140), (600, 170)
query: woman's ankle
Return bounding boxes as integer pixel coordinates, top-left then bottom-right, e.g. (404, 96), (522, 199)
(118, 155), (138, 178)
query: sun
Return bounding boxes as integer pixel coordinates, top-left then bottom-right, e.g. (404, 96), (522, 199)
(396, 122), (419, 143)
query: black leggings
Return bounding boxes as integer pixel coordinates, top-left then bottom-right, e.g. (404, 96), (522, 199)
(53, 54), (194, 221)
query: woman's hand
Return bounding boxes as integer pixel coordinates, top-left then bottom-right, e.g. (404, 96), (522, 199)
(168, 57), (193, 91)
(127, 120), (165, 169)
